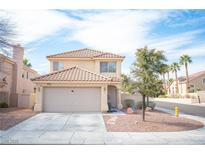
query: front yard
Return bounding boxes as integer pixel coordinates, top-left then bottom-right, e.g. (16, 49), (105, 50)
(0, 108), (36, 130)
(103, 109), (204, 132)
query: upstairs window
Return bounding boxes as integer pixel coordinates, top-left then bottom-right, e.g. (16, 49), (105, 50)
(100, 62), (116, 73)
(53, 61), (64, 71)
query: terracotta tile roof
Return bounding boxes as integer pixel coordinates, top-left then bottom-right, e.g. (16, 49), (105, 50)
(47, 48), (124, 59)
(31, 66), (120, 83)
(0, 53), (15, 64)
(178, 70), (205, 83)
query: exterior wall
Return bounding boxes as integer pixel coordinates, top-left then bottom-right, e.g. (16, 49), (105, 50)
(20, 66), (38, 94)
(34, 86), (43, 112)
(50, 59), (95, 72)
(0, 58), (14, 105)
(18, 93), (36, 109)
(49, 58), (122, 78)
(169, 80), (179, 95)
(169, 74), (205, 95)
(197, 91), (205, 102)
(121, 93), (142, 103)
(0, 45), (38, 108)
(179, 83), (186, 94)
(0, 60), (13, 94)
(190, 75), (205, 92)
(12, 44), (24, 94)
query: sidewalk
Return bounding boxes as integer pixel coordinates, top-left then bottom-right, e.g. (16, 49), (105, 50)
(154, 100), (205, 117)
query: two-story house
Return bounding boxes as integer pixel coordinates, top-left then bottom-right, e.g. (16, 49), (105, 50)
(32, 48), (125, 112)
(168, 70), (205, 95)
(0, 44), (38, 107)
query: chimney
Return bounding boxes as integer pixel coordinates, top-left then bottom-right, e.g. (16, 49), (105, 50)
(12, 44), (24, 94)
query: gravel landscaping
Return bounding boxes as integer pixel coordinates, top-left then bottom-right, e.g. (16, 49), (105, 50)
(103, 109), (204, 132)
(0, 108), (37, 130)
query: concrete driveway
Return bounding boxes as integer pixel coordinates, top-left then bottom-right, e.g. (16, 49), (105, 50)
(0, 113), (107, 144)
(1, 110), (205, 144)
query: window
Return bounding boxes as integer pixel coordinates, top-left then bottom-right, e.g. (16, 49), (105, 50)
(22, 73), (24, 78)
(53, 61), (64, 71)
(100, 62), (116, 73)
(202, 78), (205, 84)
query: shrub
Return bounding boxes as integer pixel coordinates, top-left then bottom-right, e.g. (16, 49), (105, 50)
(136, 101), (156, 110)
(191, 95), (196, 99)
(123, 99), (135, 109)
(158, 95), (167, 98)
(0, 102), (8, 108)
(147, 101), (156, 110)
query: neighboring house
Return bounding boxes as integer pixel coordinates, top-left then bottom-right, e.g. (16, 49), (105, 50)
(0, 44), (38, 107)
(168, 70), (205, 95)
(32, 48), (125, 112)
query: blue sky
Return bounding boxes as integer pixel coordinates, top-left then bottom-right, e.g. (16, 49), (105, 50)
(1, 10), (205, 78)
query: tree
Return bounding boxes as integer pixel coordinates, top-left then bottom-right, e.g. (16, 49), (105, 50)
(0, 17), (16, 56)
(170, 62), (180, 94)
(165, 64), (171, 94)
(179, 54), (192, 93)
(23, 58), (32, 67)
(121, 74), (134, 94)
(159, 64), (169, 91)
(132, 46), (166, 121)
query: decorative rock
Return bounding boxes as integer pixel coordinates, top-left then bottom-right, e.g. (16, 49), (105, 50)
(107, 116), (118, 125)
(127, 107), (133, 114)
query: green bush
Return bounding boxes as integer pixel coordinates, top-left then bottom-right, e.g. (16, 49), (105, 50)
(158, 95), (167, 98)
(136, 101), (143, 109)
(147, 101), (156, 110)
(123, 99), (135, 109)
(136, 101), (156, 110)
(0, 102), (8, 108)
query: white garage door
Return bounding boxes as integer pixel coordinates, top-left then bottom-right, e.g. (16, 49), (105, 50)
(43, 87), (101, 112)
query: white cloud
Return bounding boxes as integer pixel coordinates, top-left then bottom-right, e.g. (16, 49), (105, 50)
(1, 10), (204, 76)
(148, 29), (204, 52)
(168, 59), (205, 79)
(68, 10), (170, 53)
(0, 10), (75, 44)
(167, 43), (205, 60)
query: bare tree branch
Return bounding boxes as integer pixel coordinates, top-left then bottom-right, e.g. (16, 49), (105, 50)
(0, 17), (16, 56)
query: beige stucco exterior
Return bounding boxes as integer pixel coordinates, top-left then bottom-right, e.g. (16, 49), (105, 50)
(33, 49), (124, 112)
(48, 58), (122, 78)
(0, 45), (38, 107)
(169, 73), (205, 95)
(0, 57), (15, 103)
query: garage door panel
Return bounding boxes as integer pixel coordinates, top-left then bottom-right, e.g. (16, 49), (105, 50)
(43, 87), (101, 112)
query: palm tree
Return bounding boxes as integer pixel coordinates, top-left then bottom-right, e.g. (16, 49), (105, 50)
(159, 64), (168, 86)
(166, 65), (171, 94)
(170, 62), (180, 94)
(179, 55), (192, 93)
(23, 58), (32, 67)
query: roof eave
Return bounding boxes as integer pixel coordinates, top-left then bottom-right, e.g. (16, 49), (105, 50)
(32, 80), (120, 84)
(47, 57), (125, 61)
